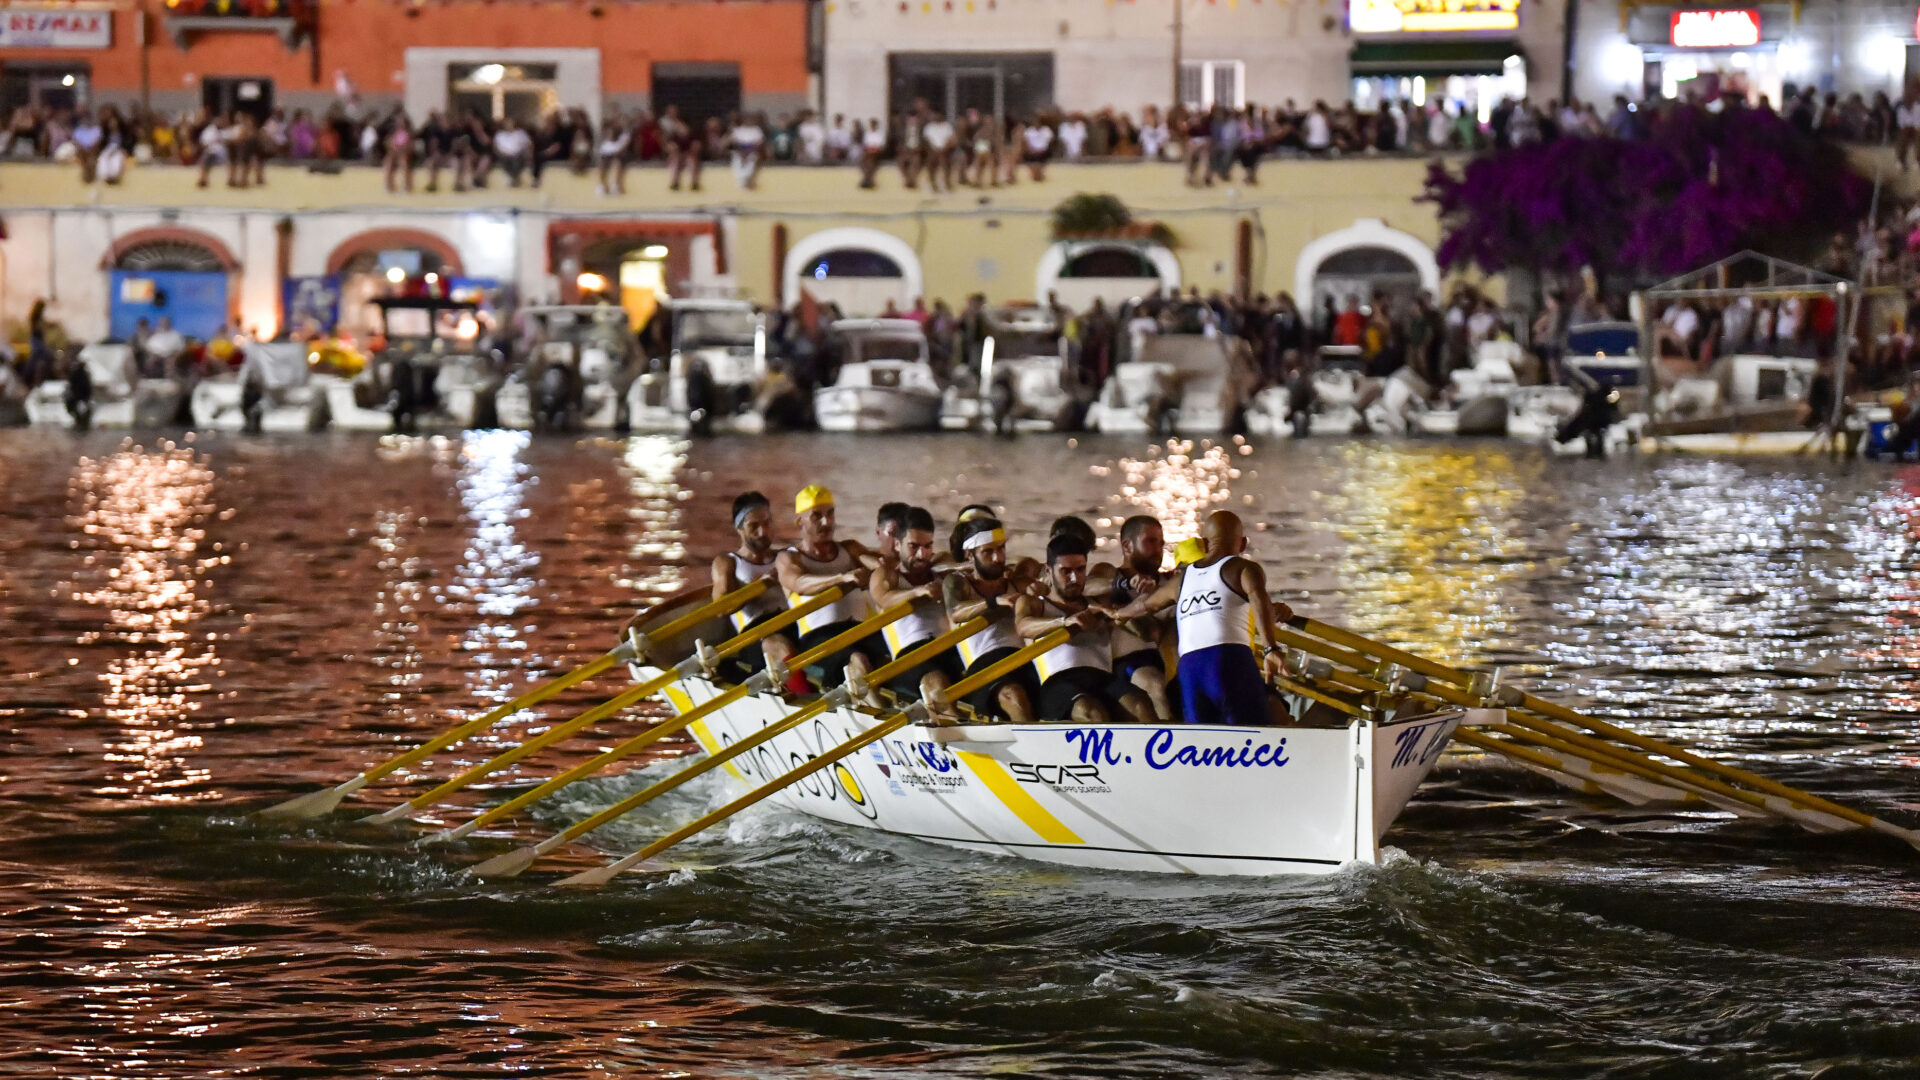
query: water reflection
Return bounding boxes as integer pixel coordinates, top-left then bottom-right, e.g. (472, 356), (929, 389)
(1096, 438), (1242, 553)
(68, 442), (221, 802)
(452, 430), (537, 707)
(1316, 444), (1536, 662)
(616, 436), (691, 599)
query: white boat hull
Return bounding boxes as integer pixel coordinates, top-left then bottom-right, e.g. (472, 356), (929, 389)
(25, 377), (184, 428)
(633, 664), (1461, 876)
(815, 384), (944, 433)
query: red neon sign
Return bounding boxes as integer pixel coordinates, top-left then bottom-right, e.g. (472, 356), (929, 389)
(1670, 9), (1762, 48)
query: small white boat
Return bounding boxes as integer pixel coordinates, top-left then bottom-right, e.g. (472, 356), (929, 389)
(629, 299), (767, 434)
(815, 319), (944, 433)
(190, 341), (320, 432)
(627, 595), (1465, 876)
(1245, 352), (1375, 438)
(24, 344), (183, 428)
(945, 305), (1074, 432)
(1086, 334), (1258, 436)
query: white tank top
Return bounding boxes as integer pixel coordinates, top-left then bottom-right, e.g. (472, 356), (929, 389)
(953, 582), (1023, 668)
(1176, 559), (1252, 655)
(881, 584), (949, 657)
(784, 544), (873, 635)
(1031, 596), (1112, 683)
(726, 552), (786, 631)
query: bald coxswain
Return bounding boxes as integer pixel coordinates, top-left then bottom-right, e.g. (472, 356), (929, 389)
(1113, 510), (1292, 727)
(774, 485), (882, 691)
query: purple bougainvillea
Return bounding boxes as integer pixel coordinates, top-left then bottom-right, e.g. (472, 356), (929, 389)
(1423, 107), (1870, 288)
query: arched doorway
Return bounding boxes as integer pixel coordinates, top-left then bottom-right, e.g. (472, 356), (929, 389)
(1293, 218), (1441, 317)
(102, 228), (239, 341)
(1035, 241), (1180, 311)
(578, 236), (672, 333)
(326, 229), (468, 338)
(782, 227), (922, 317)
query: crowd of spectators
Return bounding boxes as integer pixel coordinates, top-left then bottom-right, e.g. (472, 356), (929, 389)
(13, 80), (1920, 193)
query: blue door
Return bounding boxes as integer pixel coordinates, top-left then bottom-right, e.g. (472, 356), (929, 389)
(109, 270), (229, 341)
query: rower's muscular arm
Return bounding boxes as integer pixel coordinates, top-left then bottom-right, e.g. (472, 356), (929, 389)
(944, 572), (992, 623)
(870, 562), (940, 610)
(1012, 593), (1054, 640)
(1228, 557), (1293, 673)
(777, 546), (864, 595)
(1111, 572), (1183, 622)
(710, 552), (739, 605)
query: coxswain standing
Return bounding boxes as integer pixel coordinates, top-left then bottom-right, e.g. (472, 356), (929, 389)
(942, 516), (1039, 723)
(867, 506), (963, 709)
(708, 491), (793, 683)
(1114, 510), (1291, 726)
(1014, 533), (1154, 723)
(774, 485), (881, 691)
(1106, 514), (1173, 720)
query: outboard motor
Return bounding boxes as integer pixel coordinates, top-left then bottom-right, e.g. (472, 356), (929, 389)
(988, 374), (1016, 436)
(536, 363), (571, 432)
(1284, 368), (1316, 439)
(240, 364), (266, 434)
(684, 357), (716, 437)
(1555, 384), (1622, 459)
(65, 357), (93, 432)
(388, 354), (420, 433)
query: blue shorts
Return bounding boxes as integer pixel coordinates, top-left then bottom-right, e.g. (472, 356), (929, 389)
(1178, 644), (1270, 726)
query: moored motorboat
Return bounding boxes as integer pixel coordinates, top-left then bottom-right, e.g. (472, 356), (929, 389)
(24, 344), (184, 429)
(815, 319), (944, 433)
(190, 341), (320, 432)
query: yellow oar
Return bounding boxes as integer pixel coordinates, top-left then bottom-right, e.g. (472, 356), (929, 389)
(359, 587), (833, 825)
(472, 617), (988, 878)
(428, 600), (913, 846)
(555, 628), (1069, 888)
(255, 581), (768, 820)
(1291, 616), (1920, 847)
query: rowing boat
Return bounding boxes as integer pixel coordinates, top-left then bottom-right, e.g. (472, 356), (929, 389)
(629, 593), (1466, 876)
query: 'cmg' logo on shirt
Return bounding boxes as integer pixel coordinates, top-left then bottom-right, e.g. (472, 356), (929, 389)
(1178, 591), (1221, 615)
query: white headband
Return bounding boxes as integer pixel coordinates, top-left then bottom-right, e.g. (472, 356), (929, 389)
(962, 527), (1006, 553)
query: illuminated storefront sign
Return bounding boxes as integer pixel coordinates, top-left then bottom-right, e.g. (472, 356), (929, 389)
(1349, 0), (1521, 34)
(1669, 9), (1762, 48)
(0, 4), (110, 47)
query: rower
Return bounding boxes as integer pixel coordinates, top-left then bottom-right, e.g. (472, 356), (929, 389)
(1113, 510), (1291, 727)
(709, 491), (793, 682)
(774, 485), (881, 690)
(869, 501), (911, 572)
(1014, 533), (1154, 724)
(867, 506), (962, 709)
(1108, 514), (1172, 720)
(941, 516), (1038, 723)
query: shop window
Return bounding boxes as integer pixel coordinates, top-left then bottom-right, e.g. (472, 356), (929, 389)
(1179, 60), (1244, 111)
(449, 62), (559, 124)
(202, 77), (274, 122)
(652, 63), (742, 128)
(1, 64), (89, 114)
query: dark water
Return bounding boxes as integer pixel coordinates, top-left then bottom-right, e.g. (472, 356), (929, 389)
(5, 429), (1920, 1079)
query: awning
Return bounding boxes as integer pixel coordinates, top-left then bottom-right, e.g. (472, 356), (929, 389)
(1348, 40), (1526, 78)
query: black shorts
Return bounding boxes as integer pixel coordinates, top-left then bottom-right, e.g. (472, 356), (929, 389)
(1037, 667), (1136, 722)
(957, 645), (1041, 722)
(796, 619), (886, 689)
(715, 608), (789, 684)
(880, 641), (964, 703)
(1114, 647), (1164, 682)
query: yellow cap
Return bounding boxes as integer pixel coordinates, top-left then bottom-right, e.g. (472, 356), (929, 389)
(1173, 537), (1206, 567)
(795, 485), (835, 514)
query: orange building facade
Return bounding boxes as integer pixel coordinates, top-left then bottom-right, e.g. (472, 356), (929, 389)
(0, 0), (813, 121)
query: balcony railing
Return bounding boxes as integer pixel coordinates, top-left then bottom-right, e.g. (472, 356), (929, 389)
(161, 0), (315, 49)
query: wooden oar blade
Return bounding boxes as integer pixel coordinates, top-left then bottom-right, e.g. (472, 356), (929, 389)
(255, 783), (351, 821)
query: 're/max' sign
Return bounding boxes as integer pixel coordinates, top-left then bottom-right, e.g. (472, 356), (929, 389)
(0, 5), (111, 48)
(1669, 9), (1761, 48)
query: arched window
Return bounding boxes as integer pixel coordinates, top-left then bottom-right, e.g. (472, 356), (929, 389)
(1060, 246), (1161, 279)
(114, 240), (227, 273)
(803, 249), (905, 279)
